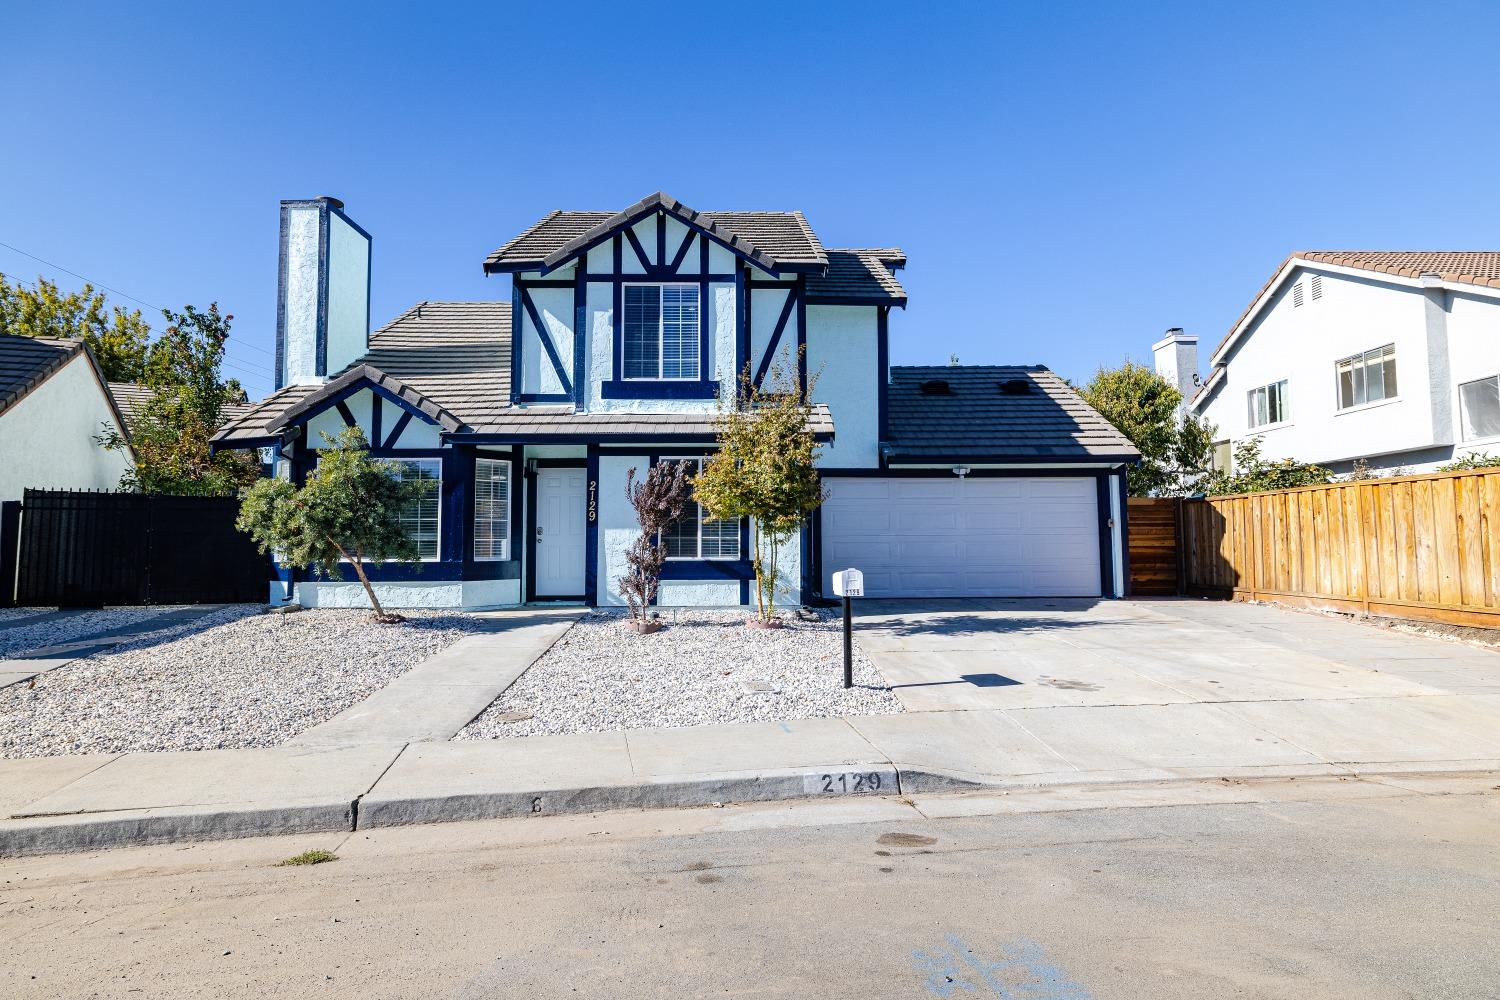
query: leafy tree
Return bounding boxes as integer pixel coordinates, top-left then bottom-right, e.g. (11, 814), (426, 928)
(97, 303), (259, 496)
(1078, 361), (1186, 496)
(1438, 452), (1500, 473)
(618, 462), (692, 628)
(236, 427), (426, 623)
(0, 274), (151, 381)
(1204, 437), (1334, 495)
(693, 359), (824, 624)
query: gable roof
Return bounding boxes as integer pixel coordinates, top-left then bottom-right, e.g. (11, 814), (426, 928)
(805, 249), (907, 305)
(483, 191), (829, 275)
(885, 365), (1139, 464)
(1208, 250), (1500, 375)
(213, 301), (510, 446)
(0, 334), (132, 445)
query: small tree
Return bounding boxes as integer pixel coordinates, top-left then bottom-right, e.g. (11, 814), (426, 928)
(618, 462), (691, 628)
(0, 274), (151, 382)
(693, 359), (824, 625)
(97, 302), (259, 496)
(236, 427), (426, 623)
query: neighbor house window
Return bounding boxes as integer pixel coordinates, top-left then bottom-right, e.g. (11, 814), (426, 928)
(1247, 379), (1290, 428)
(662, 458), (739, 560)
(1212, 440), (1232, 474)
(623, 284), (699, 380)
(1336, 344), (1397, 409)
(473, 458), (511, 560)
(380, 458), (441, 560)
(1459, 376), (1500, 441)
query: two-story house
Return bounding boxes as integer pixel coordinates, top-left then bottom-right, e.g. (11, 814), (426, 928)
(214, 192), (1138, 609)
(1161, 252), (1500, 475)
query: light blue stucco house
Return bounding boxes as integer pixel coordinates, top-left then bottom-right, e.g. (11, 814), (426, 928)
(214, 192), (1138, 609)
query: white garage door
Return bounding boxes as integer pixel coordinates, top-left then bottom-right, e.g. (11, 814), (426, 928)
(820, 477), (1102, 598)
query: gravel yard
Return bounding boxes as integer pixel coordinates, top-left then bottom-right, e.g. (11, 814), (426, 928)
(0, 607), (193, 659)
(457, 609), (902, 739)
(1, 607), (486, 758)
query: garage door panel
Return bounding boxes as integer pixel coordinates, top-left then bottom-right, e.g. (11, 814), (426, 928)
(822, 476), (1102, 598)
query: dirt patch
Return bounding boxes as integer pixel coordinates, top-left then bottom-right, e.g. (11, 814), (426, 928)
(877, 832), (937, 848)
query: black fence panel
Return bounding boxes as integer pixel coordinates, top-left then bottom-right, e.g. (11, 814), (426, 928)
(15, 489), (271, 607)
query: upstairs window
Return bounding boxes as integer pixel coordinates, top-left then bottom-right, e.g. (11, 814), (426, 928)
(1459, 376), (1500, 441)
(1336, 344), (1397, 409)
(1247, 379), (1290, 428)
(662, 458), (740, 560)
(473, 458), (511, 560)
(623, 284), (699, 381)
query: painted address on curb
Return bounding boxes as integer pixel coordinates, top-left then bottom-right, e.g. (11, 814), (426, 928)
(803, 771), (886, 794)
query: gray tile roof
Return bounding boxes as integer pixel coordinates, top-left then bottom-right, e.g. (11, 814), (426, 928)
(213, 301), (510, 445)
(806, 249), (907, 305)
(0, 334), (86, 416)
(483, 191), (828, 274)
(886, 365), (1140, 463)
(108, 382), (256, 432)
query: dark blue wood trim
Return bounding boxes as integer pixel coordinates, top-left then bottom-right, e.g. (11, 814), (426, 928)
(383, 411), (413, 449)
(612, 237), (623, 380)
(624, 227), (653, 272)
(585, 444), (599, 605)
(808, 502), (824, 601)
(819, 466), (1124, 478)
(315, 199), (331, 377)
(668, 229), (695, 272)
(883, 454), (1139, 466)
(1095, 473), (1113, 599)
(274, 206), (289, 389)
(659, 560), (755, 581)
(370, 394), (383, 450)
(795, 276), (808, 388)
(442, 448), (466, 564)
(524, 463), (537, 602)
(509, 280), (522, 404)
(753, 287), (797, 387)
(573, 259), (587, 410)
(284, 379), (439, 440)
(735, 265), (748, 381)
(530, 201), (787, 278)
(531, 457), (587, 469)
(520, 286), (575, 397)
(655, 211), (666, 265)
(517, 392), (574, 404)
(805, 295), (906, 307)
(877, 306), (889, 443)
(519, 279), (576, 288)
(600, 379), (719, 400)
(334, 401), (356, 428)
(698, 239), (711, 380)
(452, 430), (822, 445)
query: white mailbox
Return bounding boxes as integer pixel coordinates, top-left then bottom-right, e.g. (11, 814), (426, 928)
(832, 568), (864, 598)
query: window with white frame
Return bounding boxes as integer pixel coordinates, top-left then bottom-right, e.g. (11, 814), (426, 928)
(623, 284), (699, 380)
(380, 458), (441, 560)
(1336, 344), (1397, 409)
(1247, 379), (1290, 428)
(662, 458), (740, 560)
(472, 457), (511, 560)
(1459, 376), (1500, 441)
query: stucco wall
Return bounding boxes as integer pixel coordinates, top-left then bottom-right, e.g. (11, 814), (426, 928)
(325, 211), (370, 375)
(520, 285), (575, 396)
(289, 579), (520, 609)
(282, 205), (321, 385)
(1199, 268), (1434, 468)
(1443, 289), (1500, 454)
(303, 388), (440, 449)
(807, 305), (879, 468)
(0, 354), (133, 502)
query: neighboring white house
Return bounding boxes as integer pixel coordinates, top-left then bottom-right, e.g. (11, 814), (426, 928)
(1160, 252), (1500, 476)
(214, 192), (1139, 609)
(0, 334), (133, 503)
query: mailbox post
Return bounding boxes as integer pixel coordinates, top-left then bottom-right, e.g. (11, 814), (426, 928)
(831, 568), (864, 689)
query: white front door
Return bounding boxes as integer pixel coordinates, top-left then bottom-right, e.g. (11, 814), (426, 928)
(534, 466), (587, 597)
(820, 476), (1102, 598)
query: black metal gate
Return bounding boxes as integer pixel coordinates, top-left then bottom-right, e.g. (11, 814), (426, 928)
(12, 489), (272, 607)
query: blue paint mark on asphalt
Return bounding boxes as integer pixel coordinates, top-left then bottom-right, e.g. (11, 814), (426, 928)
(912, 934), (1091, 998)
(779, 722), (792, 733)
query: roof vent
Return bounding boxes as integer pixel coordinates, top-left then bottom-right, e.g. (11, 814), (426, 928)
(920, 379), (951, 395)
(998, 378), (1032, 396)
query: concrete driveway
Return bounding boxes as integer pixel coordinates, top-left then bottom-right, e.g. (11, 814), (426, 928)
(844, 597), (1500, 783)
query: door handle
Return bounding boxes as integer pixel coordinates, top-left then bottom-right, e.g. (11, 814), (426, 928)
(535, 525), (544, 543)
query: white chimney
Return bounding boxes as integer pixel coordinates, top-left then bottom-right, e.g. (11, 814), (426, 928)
(1152, 328), (1199, 399)
(275, 197), (371, 388)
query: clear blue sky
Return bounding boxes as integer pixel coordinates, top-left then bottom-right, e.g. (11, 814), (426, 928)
(5, 2), (1499, 401)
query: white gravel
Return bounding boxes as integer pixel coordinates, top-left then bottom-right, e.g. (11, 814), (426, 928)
(0, 607), (195, 660)
(1, 607), (486, 758)
(457, 609), (902, 740)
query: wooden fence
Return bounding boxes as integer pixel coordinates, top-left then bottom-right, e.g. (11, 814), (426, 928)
(1178, 468), (1500, 628)
(1126, 497), (1183, 596)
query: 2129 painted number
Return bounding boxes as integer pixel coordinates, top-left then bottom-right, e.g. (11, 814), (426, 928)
(817, 772), (882, 793)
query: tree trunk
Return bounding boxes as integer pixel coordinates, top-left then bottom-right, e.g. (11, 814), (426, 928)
(752, 522), (766, 621)
(333, 540), (401, 623)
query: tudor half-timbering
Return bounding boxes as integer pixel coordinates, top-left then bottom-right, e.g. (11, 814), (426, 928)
(214, 192), (1138, 608)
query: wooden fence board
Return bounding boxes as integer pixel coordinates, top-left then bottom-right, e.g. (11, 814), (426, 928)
(1161, 468), (1500, 628)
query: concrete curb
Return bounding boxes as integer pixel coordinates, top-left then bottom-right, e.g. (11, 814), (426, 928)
(1, 799), (355, 857)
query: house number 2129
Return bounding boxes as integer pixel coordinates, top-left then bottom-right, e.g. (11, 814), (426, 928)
(587, 480), (597, 522)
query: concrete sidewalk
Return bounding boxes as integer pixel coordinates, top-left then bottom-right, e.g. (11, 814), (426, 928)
(4, 598), (1499, 856)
